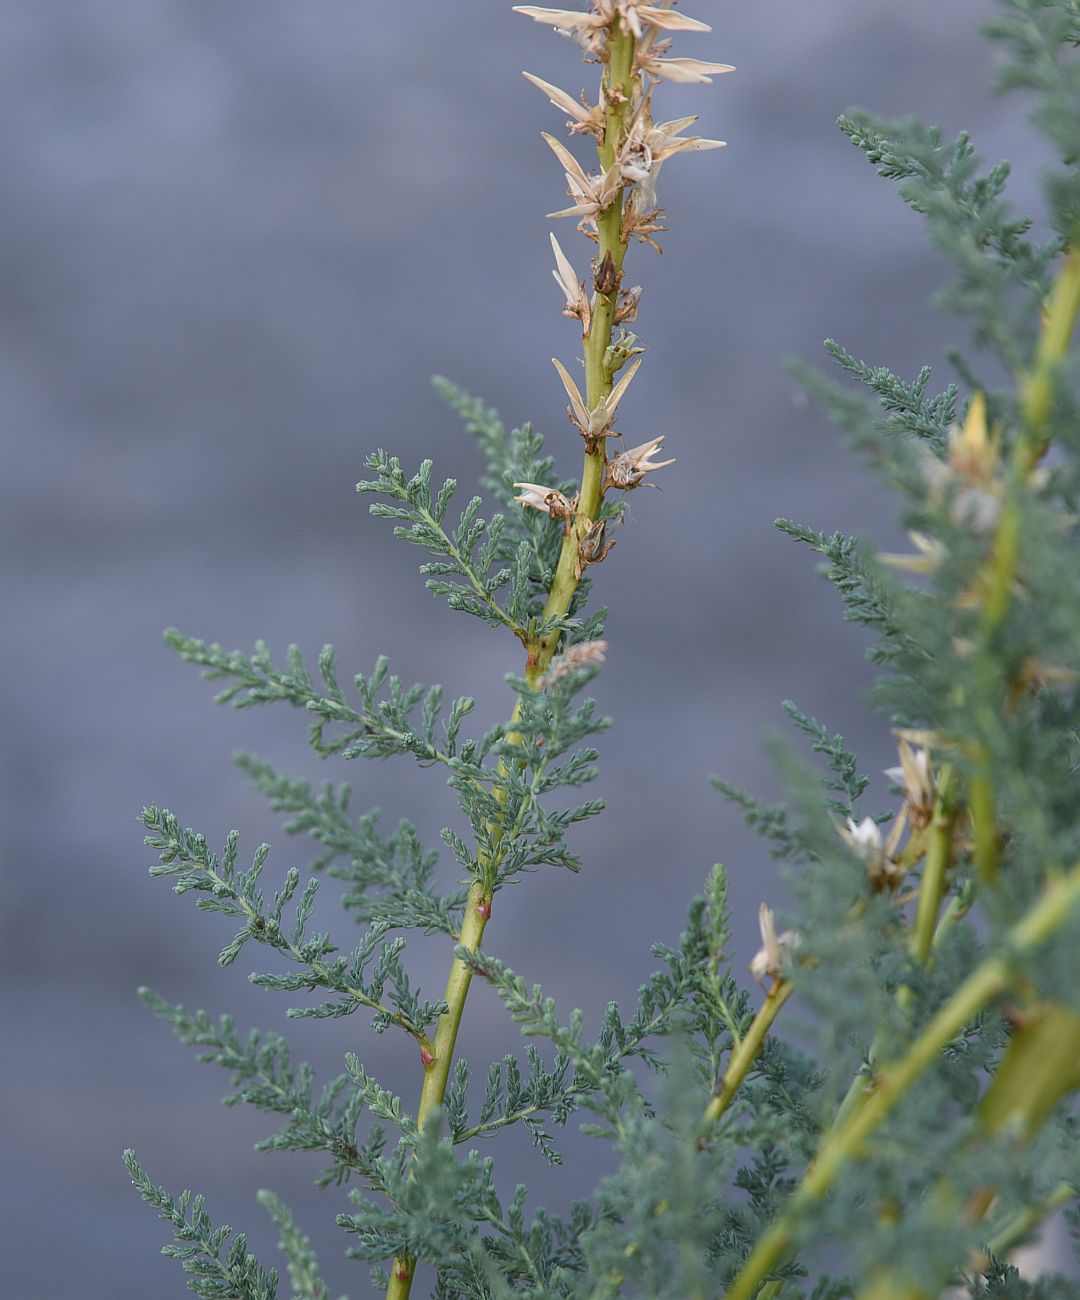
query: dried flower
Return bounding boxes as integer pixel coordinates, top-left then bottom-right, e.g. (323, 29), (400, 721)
(542, 132), (623, 229)
(634, 17), (733, 82)
(550, 233), (592, 335)
(621, 188), (669, 251)
(639, 53), (736, 84)
(522, 71), (606, 139)
(878, 530), (946, 575)
(552, 354), (641, 445)
(513, 481), (576, 520)
(512, 6), (610, 40)
(841, 815), (883, 857)
(838, 814), (907, 892)
(749, 903), (799, 987)
(949, 392), (997, 483)
(575, 517), (616, 578)
(594, 250), (620, 296)
(614, 1), (711, 37)
(920, 392), (1004, 533)
(613, 284), (643, 324)
(605, 434), (675, 489)
(884, 739), (935, 831)
(618, 111), (725, 192)
(515, 2), (712, 41)
(540, 639), (608, 686)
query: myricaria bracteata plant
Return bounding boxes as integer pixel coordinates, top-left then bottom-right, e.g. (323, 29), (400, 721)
(127, 3), (1080, 1297)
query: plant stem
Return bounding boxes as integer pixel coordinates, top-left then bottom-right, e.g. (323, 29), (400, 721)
(701, 980), (793, 1130)
(985, 1180), (1075, 1258)
(969, 242), (1080, 891)
(417, 882), (492, 1119)
(854, 1004), (1080, 1300)
(386, 880), (491, 1298)
(1019, 244), (1080, 454)
(724, 857), (1080, 1300)
(909, 767), (954, 967)
(386, 30), (639, 1298)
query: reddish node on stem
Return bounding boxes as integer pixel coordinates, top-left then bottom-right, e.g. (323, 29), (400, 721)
(396, 1265), (411, 1282)
(419, 1044), (435, 1068)
(477, 897), (491, 921)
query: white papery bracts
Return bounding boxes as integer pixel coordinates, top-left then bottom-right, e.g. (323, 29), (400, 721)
(552, 354), (641, 448)
(750, 904), (799, 988)
(512, 482), (577, 521)
(550, 233), (593, 335)
(515, 2), (713, 46)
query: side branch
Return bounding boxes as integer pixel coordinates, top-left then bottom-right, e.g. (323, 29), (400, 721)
(701, 979), (793, 1132)
(725, 859), (1080, 1300)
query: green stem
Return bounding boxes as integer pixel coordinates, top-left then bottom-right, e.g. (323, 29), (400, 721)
(387, 31), (640, 1297)
(386, 880), (491, 1298)
(701, 980), (793, 1130)
(986, 1180), (1076, 1258)
(1019, 245), (1080, 453)
(854, 1006), (1080, 1300)
(968, 242), (1080, 893)
(725, 858), (1080, 1300)
(969, 760), (1000, 889)
(910, 768), (954, 967)
(830, 1025), (888, 1134)
(931, 886), (972, 952)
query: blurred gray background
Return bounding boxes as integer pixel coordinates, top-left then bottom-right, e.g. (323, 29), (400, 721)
(1, 2), (1053, 1296)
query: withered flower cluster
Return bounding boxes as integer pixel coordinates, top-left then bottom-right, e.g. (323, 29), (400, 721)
(511, 1), (731, 581)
